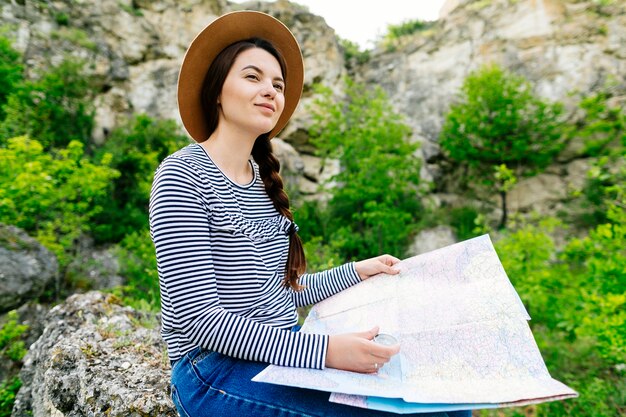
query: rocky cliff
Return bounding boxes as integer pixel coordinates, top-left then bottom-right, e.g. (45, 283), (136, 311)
(3, 0), (623, 212)
(358, 0), (625, 214)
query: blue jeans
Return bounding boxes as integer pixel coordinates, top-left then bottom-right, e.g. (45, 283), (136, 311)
(170, 347), (472, 417)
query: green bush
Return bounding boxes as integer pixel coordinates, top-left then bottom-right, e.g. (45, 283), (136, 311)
(0, 311), (28, 417)
(302, 236), (341, 273)
(565, 206), (626, 365)
(338, 38), (370, 69)
(0, 376), (20, 417)
(0, 35), (23, 121)
(306, 78), (422, 260)
(91, 114), (191, 243)
(440, 64), (564, 227)
(110, 229), (160, 312)
(0, 57), (96, 150)
(384, 19), (434, 41)
(573, 89), (625, 226)
(0, 311), (28, 362)
(574, 90), (625, 156)
(0, 136), (119, 266)
(491, 203), (626, 415)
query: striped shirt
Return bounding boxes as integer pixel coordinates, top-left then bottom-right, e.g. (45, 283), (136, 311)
(149, 143), (362, 368)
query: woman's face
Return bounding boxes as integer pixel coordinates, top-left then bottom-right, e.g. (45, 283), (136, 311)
(218, 47), (286, 136)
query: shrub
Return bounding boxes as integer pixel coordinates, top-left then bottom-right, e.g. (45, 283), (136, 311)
(440, 64), (564, 227)
(573, 89), (625, 226)
(384, 19), (434, 40)
(0, 136), (119, 266)
(0, 311), (28, 417)
(491, 200), (626, 416)
(0, 377), (20, 417)
(306, 78), (422, 260)
(0, 57), (96, 150)
(0, 35), (23, 121)
(574, 90), (625, 156)
(110, 229), (160, 312)
(338, 38), (370, 69)
(91, 114), (191, 243)
(0, 311), (28, 362)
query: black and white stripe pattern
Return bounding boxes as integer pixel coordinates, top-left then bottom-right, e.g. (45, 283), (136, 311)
(149, 144), (361, 368)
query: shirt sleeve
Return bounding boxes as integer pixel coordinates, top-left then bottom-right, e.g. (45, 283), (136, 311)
(149, 156), (328, 369)
(290, 262), (362, 308)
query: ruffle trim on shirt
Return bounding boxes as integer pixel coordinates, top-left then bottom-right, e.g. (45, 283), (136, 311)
(223, 211), (297, 243)
(172, 146), (298, 243)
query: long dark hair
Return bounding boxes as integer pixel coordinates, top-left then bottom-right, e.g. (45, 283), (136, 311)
(200, 38), (306, 291)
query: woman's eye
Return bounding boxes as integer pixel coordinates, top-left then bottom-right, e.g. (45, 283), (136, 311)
(246, 74), (259, 81)
(274, 84), (284, 92)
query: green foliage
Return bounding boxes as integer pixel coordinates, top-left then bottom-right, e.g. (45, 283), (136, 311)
(119, 2), (144, 17)
(50, 27), (97, 51)
(0, 376), (21, 417)
(91, 114), (191, 243)
(494, 164), (517, 194)
(0, 36), (23, 121)
(491, 199), (626, 416)
(110, 229), (159, 312)
(302, 236), (341, 273)
(565, 207), (626, 365)
(574, 90), (625, 156)
(469, 0), (493, 11)
(0, 311), (28, 362)
(441, 64), (564, 173)
(306, 78), (422, 260)
(440, 64), (564, 227)
(338, 38), (370, 69)
(0, 311), (27, 417)
(0, 57), (96, 150)
(54, 12), (70, 26)
(0, 136), (119, 265)
(494, 164), (517, 228)
(379, 19), (436, 51)
(424, 205), (482, 242)
(384, 19), (434, 41)
(573, 89), (625, 226)
(495, 219), (563, 324)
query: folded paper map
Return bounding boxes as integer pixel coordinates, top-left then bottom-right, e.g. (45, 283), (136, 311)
(253, 234), (577, 413)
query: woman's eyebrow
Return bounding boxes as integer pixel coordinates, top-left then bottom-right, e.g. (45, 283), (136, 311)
(241, 65), (284, 83)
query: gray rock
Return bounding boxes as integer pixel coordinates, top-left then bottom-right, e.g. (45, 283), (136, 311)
(408, 226), (457, 256)
(0, 225), (58, 315)
(506, 173), (568, 213)
(65, 236), (124, 291)
(13, 291), (174, 417)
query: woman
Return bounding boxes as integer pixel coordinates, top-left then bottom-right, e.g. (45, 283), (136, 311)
(150, 10), (471, 417)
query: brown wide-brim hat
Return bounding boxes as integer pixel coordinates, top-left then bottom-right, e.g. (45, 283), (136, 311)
(177, 10), (304, 142)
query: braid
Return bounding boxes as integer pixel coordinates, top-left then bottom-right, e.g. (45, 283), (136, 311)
(252, 135), (306, 291)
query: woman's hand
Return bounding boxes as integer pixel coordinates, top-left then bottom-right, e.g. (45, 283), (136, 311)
(325, 326), (400, 373)
(354, 254), (401, 280)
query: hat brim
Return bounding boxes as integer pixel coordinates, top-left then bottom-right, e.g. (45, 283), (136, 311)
(177, 11), (304, 141)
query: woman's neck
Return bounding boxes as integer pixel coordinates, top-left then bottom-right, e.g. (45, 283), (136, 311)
(200, 126), (256, 184)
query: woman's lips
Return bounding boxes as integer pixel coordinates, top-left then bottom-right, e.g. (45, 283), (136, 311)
(256, 103), (275, 112)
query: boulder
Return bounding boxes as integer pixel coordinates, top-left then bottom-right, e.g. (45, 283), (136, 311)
(65, 236), (124, 291)
(408, 226), (457, 256)
(0, 224), (58, 314)
(506, 173), (568, 212)
(13, 291), (175, 417)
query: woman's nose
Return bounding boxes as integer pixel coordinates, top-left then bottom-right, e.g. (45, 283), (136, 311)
(262, 81), (278, 98)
